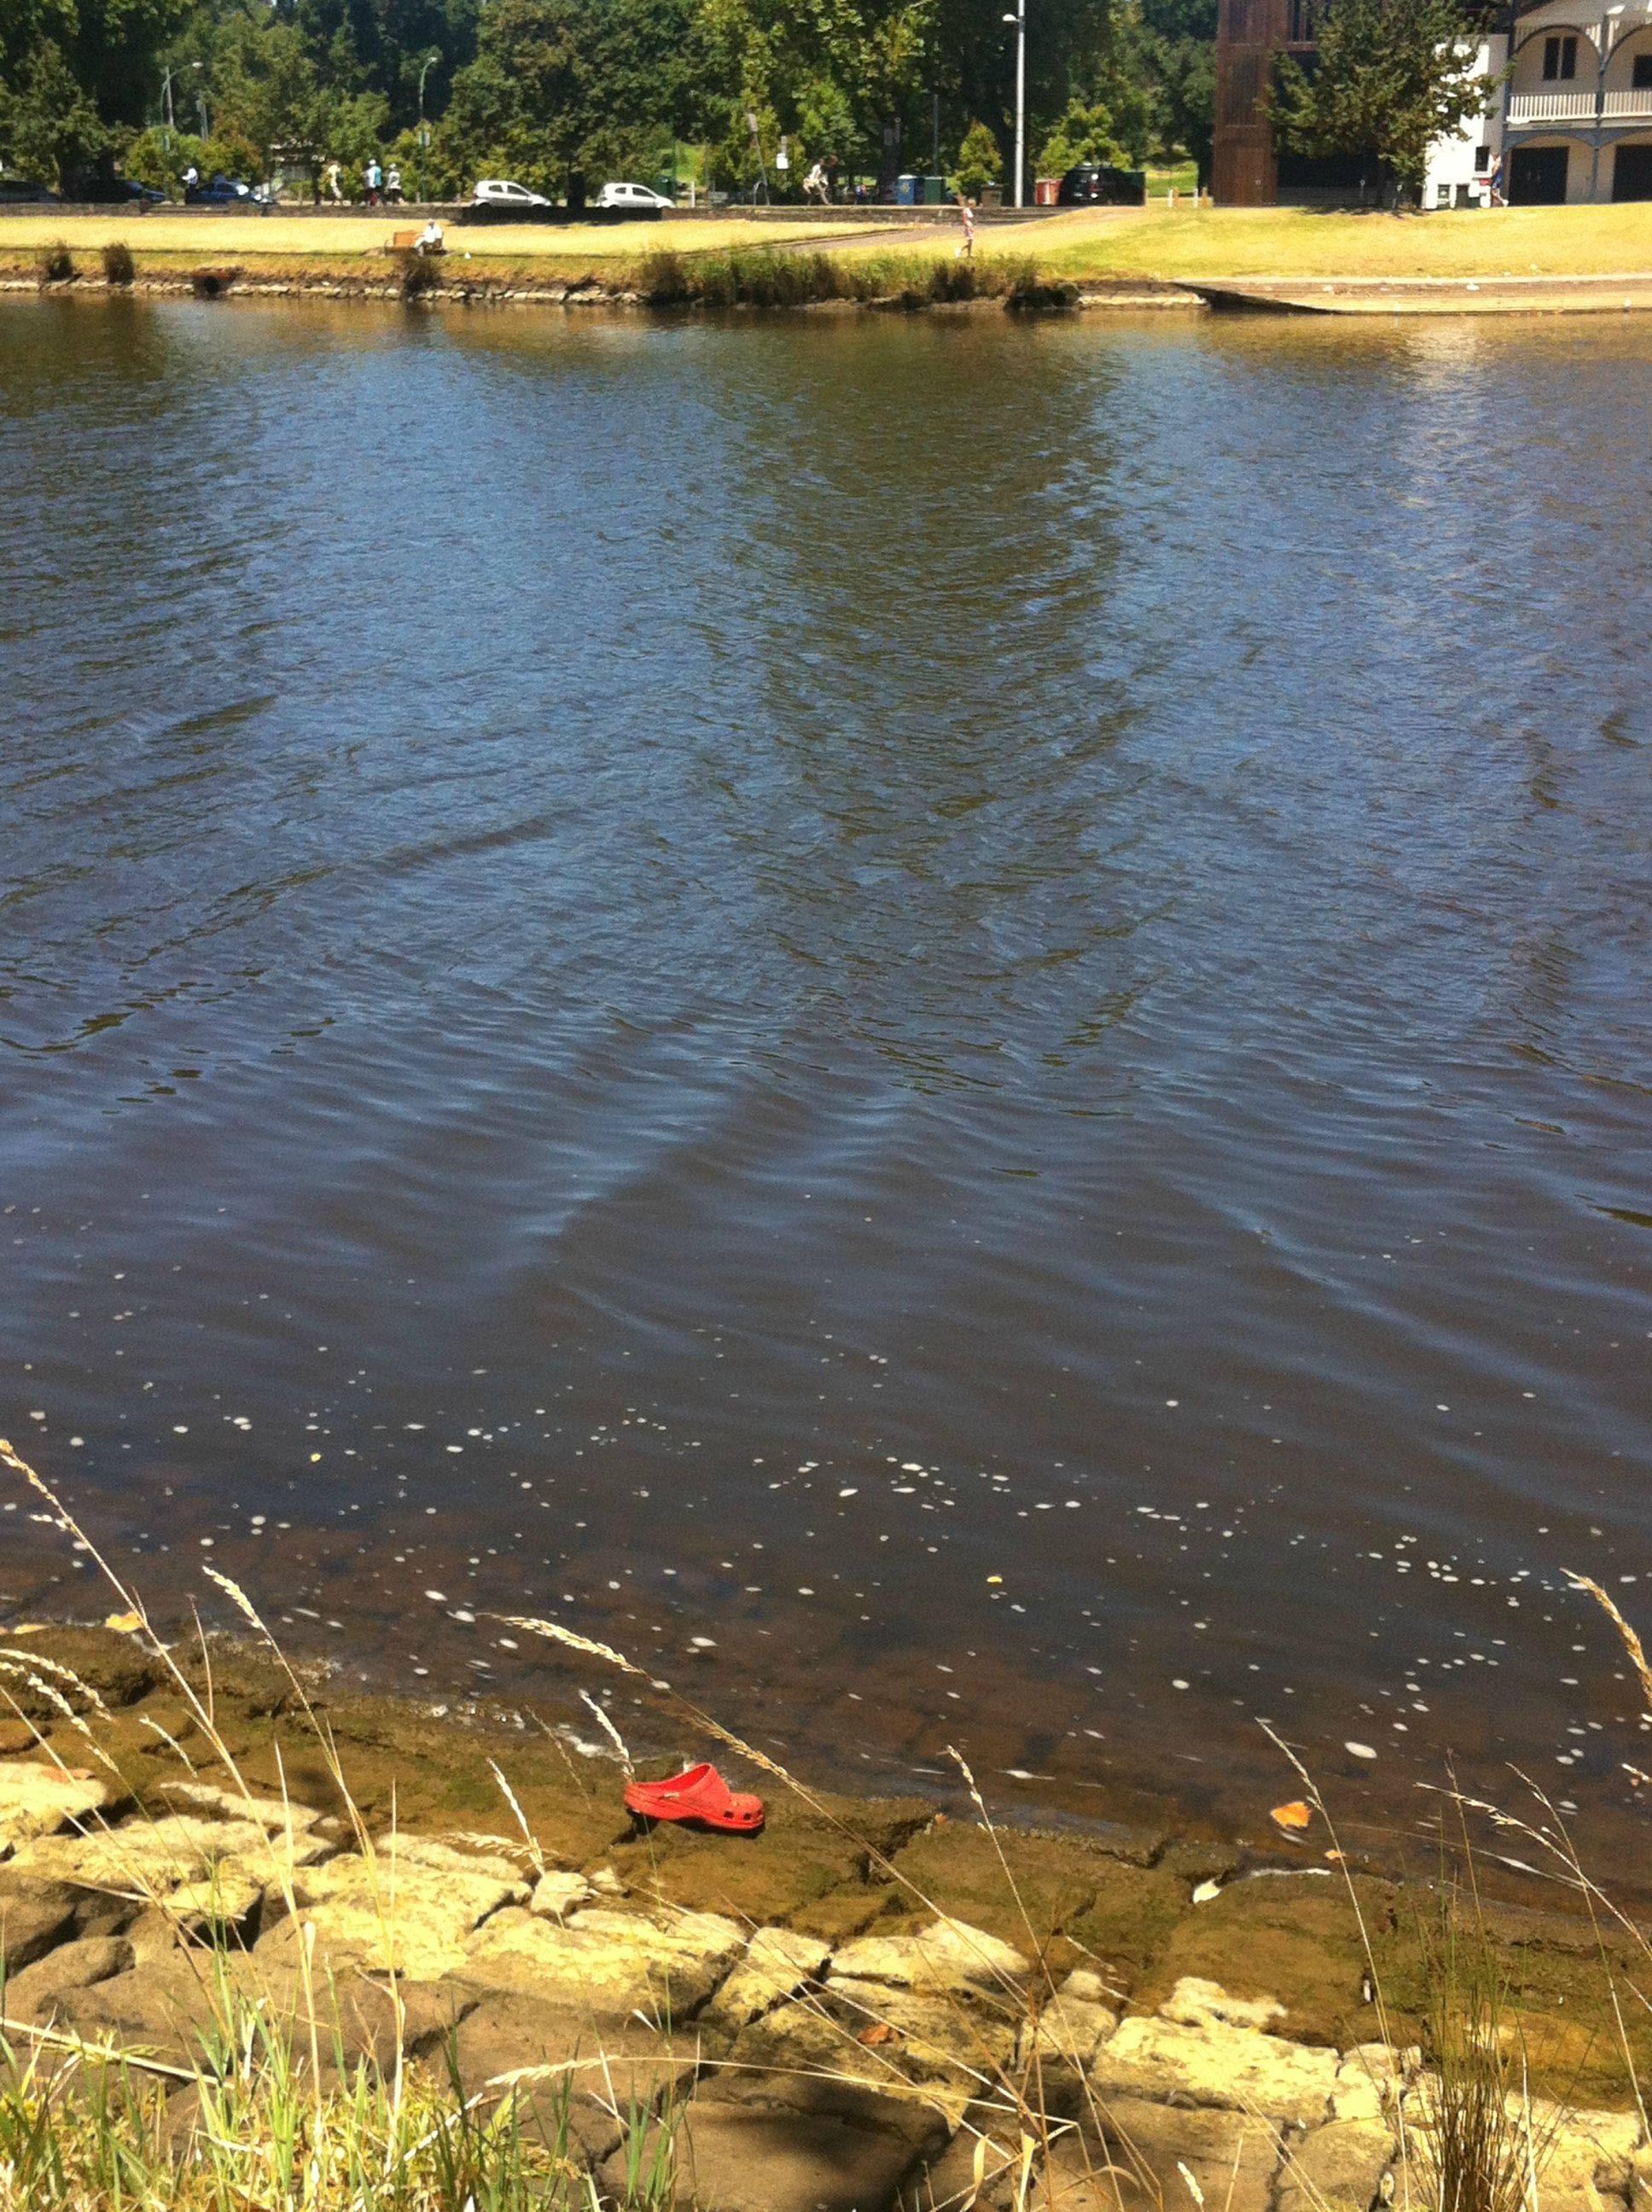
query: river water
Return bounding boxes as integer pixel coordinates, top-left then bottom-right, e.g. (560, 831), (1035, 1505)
(3, 297), (1650, 1867)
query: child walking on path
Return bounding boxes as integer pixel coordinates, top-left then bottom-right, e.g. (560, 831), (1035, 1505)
(956, 193), (974, 259)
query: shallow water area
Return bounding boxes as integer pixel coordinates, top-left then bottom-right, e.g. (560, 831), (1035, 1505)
(3, 297), (1650, 1877)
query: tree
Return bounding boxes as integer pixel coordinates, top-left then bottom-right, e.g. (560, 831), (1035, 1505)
(0, 38), (108, 185)
(2, 0), (187, 186)
(954, 115), (998, 192)
(1271, 0), (1500, 201)
(1153, 33), (1213, 177)
(1036, 97), (1127, 172)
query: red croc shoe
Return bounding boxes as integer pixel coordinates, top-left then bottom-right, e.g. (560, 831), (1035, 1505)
(623, 1762), (765, 1834)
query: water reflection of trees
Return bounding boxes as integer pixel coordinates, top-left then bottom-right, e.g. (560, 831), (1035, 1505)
(688, 318), (1153, 1100)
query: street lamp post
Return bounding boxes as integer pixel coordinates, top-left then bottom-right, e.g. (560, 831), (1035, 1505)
(160, 61), (201, 150)
(416, 49), (439, 202)
(1002, 0), (1027, 207)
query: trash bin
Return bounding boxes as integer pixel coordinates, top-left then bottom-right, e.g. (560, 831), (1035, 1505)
(894, 173), (918, 206)
(980, 184), (1003, 210)
(1034, 177), (1060, 206)
(921, 174), (947, 204)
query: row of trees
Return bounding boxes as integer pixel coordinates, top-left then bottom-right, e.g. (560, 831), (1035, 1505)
(1, 0), (1217, 203)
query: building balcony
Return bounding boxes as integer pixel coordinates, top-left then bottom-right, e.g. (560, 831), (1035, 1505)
(1508, 90), (1598, 121)
(1507, 87), (1652, 123)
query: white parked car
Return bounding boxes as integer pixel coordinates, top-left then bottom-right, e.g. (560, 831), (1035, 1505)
(471, 178), (553, 208)
(593, 180), (673, 211)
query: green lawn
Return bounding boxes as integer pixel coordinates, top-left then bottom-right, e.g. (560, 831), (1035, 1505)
(1027, 201), (1652, 281)
(10, 200), (1652, 293)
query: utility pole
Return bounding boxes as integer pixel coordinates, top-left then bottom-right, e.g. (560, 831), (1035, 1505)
(1002, 0), (1027, 206)
(416, 49), (439, 203)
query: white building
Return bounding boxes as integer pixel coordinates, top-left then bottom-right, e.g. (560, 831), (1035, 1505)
(1494, 0), (1652, 201)
(1423, 36), (1508, 207)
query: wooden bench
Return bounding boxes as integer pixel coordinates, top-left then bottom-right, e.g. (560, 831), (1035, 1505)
(387, 229), (420, 252)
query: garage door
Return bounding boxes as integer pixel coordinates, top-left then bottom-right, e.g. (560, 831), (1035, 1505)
(1509, 144), (1569, 202)
(1614, 143), (1652, 199)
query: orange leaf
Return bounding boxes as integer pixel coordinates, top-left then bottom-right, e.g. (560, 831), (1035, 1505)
(857, 2022), (898, 2047)
(1271, 1800), (1312, 1832)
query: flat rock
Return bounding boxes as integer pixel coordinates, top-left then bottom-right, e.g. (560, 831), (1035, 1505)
(50, 1953), (463, 2081)
(153, 1779), (326, 1833)
(898, 2113), (1025, 2212)
(1018, 1978), (1118, 2091)
(1277, 2118), (1394, 2212)
(831, 1917), (1032, 1994)
(0, 1872), (86, 1968)
(268, 1834), (526, 1980)
(1054, 2100), (1283, 2212)
(1091, 2015), (1338, 2124)
(1529, 2102), (1637, 2212)
(460, 1902), (745, 2023)
(449, 1991), (701, 2164)
(1161, 1976), (1287, 2031)
(0, 1761), (114, 1850)
(18, 1812), (330, 1924)
(705, 1926), (832, 2030)
(607, 2098), (941, 2212)
(528, 1869), (594, 1920)
(728, 1974), (1018, 2128)
(2, 1935), (133, 2023)
(1330, 2042), (1417, 2122)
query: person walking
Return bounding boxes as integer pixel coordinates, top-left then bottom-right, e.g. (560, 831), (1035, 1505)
(386, 163), (403, 203)
(324, 158), (343, 203)
(365, 156), (382, 205)
(956, 191), (975, 258)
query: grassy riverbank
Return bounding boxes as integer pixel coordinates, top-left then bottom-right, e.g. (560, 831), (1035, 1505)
(9, 203), (1652, 294)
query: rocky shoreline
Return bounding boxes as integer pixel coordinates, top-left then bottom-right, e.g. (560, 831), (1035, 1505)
(0, 1623), (1647, 2209)
(0, 268), (1200, 313)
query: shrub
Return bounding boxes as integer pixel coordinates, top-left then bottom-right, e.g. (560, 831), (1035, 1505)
(955, 120), (1002, 198)
(637, 247), (691, 305)
(928, 259), (980, 302)
(38, 241), (75, 285)
(102, 241), (136, 286)
(398, 249), (442, 299)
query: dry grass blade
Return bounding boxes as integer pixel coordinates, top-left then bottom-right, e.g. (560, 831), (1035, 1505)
(1567, 1571), (1652, 1717)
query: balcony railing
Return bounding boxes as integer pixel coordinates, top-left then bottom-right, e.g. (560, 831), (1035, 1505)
(1507, 87), (1652, 122)
(1507, 90), (1597, 120)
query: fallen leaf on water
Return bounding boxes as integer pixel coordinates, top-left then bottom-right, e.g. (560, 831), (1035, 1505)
(857, 2023), (898, 2047)
(104, 1611), (143, 1634)
(1271, 1800), (1312, 1832)
(1325, 1848), (1346, 1864)
(3, 1625), (47, 1639)
(1192, 1879), (1223, 1906)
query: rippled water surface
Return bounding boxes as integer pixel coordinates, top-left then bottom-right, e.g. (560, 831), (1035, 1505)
(3, 298), (1650, 1860)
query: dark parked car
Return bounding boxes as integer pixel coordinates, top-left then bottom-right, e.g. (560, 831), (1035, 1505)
(0, 177), (60, 203)
(84, 178), (168, 205)
(1057, 162), (1146, 207)
(184, 173), (253, 207)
